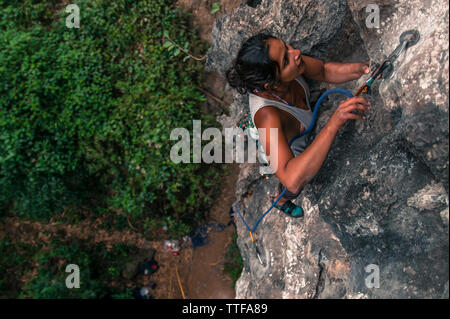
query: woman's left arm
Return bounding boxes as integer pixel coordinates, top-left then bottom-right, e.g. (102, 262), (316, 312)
(302, 55), (370, 84)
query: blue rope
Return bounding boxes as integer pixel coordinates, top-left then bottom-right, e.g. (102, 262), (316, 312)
(234, 88), (354, 234)
(287, 88), (354, 146)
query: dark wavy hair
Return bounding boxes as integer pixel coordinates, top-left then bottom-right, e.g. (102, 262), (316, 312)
(226, 33), (281, 95)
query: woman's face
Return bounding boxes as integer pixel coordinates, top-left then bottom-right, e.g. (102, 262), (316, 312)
(264, 38), (305, 90)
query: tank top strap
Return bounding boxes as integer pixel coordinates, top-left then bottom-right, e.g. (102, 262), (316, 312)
(295, 75), (311, 109)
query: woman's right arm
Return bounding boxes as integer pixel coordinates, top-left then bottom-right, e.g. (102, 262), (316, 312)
(255, 96), (370, 194)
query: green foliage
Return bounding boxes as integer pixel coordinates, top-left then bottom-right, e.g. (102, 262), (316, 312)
(211, 2), (221, 15)
(111, 288), (133, 299)
(1, 233), (137, 298)
(19, 239), (137, 299)
(165, 215), (190, 238)
(0, 235), (41, 297)
(223, 232), (243, 289)
(0, 0), (221, 232)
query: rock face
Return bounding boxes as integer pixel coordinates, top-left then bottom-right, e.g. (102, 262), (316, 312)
(206, 0), (449, 298)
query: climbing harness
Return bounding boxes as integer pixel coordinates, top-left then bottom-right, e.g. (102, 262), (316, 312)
(237, 112), (260, 141)
(236, 112), (254, 130)
(233, 30), (421, 265)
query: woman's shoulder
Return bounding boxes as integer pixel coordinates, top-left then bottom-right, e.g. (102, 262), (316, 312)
(253, 104), (282, 129)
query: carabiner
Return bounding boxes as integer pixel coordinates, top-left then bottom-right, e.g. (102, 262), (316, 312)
(254, 243), (264, 266)
(249, 231), (265, 266)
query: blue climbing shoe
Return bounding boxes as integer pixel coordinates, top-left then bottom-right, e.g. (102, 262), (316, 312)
(271, 199), (304, 218)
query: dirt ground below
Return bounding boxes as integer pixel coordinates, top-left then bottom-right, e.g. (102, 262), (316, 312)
(151, 1), (245, 299)
(152, 164), (241, 299)
(0, 163), (241, 299)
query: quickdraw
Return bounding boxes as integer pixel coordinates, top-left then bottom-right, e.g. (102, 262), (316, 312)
(355, 30), (420, 96)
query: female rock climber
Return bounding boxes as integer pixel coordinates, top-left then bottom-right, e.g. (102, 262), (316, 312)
(226, 33), (371, 218)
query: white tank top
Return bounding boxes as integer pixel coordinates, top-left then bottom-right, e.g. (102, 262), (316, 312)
(248, 75), (313, 157)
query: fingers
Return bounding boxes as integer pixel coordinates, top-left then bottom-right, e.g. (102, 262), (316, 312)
(343, 103), (370, 122)
(362, 61), (370, 74)
(345, 112), (366, 121)
(342, 102), (370, 113)
(339, 96), (370, 108)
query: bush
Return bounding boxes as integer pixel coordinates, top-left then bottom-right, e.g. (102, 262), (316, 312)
(0, 0), (222, 231)
(223, 232), (243, 289)
(0, 235), (41, 297)
(19, 238), (137, 299)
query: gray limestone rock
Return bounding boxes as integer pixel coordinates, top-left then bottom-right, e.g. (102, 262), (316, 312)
(207, 0), (449, 298)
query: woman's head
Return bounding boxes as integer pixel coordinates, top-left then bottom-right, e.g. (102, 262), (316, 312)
(226, 33), (304, 94)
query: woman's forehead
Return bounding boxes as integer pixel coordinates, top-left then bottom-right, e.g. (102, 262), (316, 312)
(266, 38), (285, 69)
